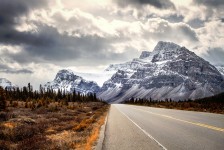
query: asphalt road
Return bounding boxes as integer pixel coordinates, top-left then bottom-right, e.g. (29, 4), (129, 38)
(102, 104), (224, 150)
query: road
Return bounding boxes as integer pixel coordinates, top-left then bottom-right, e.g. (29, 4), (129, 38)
(102, 104), (224, 150)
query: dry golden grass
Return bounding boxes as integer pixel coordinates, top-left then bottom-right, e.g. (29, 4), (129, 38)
(73, 118), (95, 132)
(85, 114), (106, 150)
(3, 122), (16, 129)
(0, 102), (109, 150)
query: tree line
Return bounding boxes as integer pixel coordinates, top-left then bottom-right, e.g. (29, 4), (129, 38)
(123, 93), (224, 114)
(0, 83), (101, 111)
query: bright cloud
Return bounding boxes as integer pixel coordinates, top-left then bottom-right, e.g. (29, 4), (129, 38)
(0, 0), (223, 89)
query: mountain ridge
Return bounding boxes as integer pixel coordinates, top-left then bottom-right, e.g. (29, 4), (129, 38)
(98, 41), (224, 103)
(42, 41), (224, 103)
(0, 78), (18, 90)
(44, 69), (100, 94)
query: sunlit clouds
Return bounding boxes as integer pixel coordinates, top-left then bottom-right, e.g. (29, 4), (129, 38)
(0, 0), (223, 89)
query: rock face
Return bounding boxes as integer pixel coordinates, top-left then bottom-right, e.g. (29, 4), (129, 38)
(98, 41), (224, 103)
(0, 78), (17, 90)
(215, 65), (224, 77)
(139, 51), (151, 59)
(44, 69), (100, 94)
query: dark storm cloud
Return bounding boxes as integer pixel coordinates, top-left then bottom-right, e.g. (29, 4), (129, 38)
(202, 47), (224, 65)
(0, 0), (82, 65)
(187, 19), (205, 28)
(1, 23), (138, 66)
(194, 0), (224, 8)
(145, 13), (184, 23)
(142, 19), (198, 43)
(0, 0), (139, 67)
(0, 26), (55, 46)
(0, 64), (33, 74)
(114, 0), (175, 9)
(183, 1), (224, 29)
(194, 0), (224, 21)
(162, 14), (184, 23)
(0, 0), (49, 46)
(0, 0), (47, 27)
(1, 69), (33, 74)
(0, 0), (54, 64)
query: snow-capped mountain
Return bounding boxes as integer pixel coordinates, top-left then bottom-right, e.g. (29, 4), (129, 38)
(215, 65), (224, 77)
(0, 78), (18, 90)
(98, 41), (224, 103)
(44, 69), (100, 94)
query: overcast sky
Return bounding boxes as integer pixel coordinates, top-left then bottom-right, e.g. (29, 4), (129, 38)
(0, 0), (224, 89)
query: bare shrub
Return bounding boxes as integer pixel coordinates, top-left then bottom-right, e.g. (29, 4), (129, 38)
(0, 140), (10, 150)
(74, 118), (95, 132)
(0, 112), (15, 122)
(17, 136), (51, 150)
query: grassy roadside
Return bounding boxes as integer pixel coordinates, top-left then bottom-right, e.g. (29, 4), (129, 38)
(0, 101), (109, 150)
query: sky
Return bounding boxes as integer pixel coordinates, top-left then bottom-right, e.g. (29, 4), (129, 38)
(0, 0), (224, 89)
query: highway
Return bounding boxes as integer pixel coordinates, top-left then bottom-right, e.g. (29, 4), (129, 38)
(102, 104), (224, 150)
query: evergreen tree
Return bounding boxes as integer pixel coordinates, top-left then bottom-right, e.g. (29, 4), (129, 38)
(93, 93), (97, 101)
(28, 83), (31, 93)
(72, 89), (76, 102)
(1, 82), (102, 108)
(0, 87), (6, 111)
(77, 92), (81, 102)
(57, 89), (62, 100)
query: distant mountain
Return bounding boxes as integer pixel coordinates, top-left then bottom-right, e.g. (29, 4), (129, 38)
(98, 41), (224, 103)
(0, 78), (18, 90)
(44, 69), (100, 94)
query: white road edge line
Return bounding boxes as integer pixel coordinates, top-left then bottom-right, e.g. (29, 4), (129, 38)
(115, 106), (168, 150)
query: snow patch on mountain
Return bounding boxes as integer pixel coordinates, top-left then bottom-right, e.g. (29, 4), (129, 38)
(0, 78), (18, 89)
(44, 69), (100, 94)
(98, 41), (224, 102)
(215, 65), (224, 77)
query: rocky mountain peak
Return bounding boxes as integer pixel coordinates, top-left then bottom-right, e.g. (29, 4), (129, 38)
(45, 69), (100, 94)
(139, 51), (151, 59)
(0, 78), (10, 84)
(0, 78), (17, 89)
(54, 69), (80, 82)
(215, 65), (224, 77)
(151, 42), (194, 63)
(98, 41), (224, 103)
(153, 41), (181, 52)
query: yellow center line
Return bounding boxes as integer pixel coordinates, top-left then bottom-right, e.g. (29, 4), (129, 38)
(132, 107), (224, 132)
